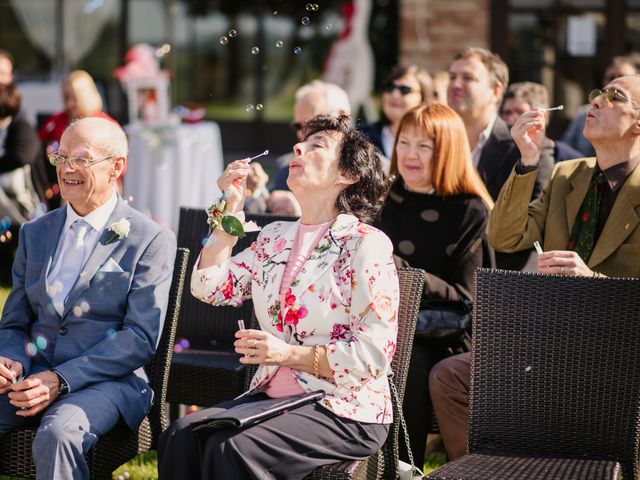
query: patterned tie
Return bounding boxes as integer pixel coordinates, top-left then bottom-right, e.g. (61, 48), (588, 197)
(48, 219), (90, 314)
(567, 171), (607, 263)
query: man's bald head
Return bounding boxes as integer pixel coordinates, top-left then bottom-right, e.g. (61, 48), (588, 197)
(61, 116), (128, 160)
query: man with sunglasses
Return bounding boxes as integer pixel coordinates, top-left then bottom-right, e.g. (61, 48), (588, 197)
(562, 55), (637, 157)
(429, 74), (640, 462)
(0, 116), (176, 479)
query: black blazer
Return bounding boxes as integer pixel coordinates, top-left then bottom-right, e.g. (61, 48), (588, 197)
(0, 114), (40, 174)
(358, 121), (386, 156)
(477, 116), (554, 202)
(478, 116), (555, 272)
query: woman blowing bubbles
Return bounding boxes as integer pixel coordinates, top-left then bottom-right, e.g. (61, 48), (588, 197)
(158, 115), (400, 479)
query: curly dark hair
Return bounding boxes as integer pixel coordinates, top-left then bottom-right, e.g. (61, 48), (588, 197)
(302, 115), (387, 224)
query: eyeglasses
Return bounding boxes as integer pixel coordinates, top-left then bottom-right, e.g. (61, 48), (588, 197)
(48, 153), (115, 169)
(381, 83), (414, 96)
(588, 88), (640, 110)
(290, 122), (303, 133)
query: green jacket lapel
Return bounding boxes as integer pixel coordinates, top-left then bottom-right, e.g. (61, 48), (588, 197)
(589, 162), (640, 268)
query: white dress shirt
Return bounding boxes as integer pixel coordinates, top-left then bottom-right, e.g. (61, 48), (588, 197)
(46, 190), (118, 316)
(471, 112), (498, 168)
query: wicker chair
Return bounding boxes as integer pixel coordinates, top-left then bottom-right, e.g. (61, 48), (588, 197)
(0, 247), (189, 480)
(168, 208), (298, 418)
(427, 268), (640, 480)
(242, 267), (424, 480)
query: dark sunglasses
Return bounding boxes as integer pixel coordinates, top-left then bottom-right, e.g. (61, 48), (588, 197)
(589, 88), (640, 109)
(290, 122), (303, 132)
(382, 83), (414, 95)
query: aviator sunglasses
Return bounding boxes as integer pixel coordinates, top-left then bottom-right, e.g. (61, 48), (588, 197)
(588, 88), (640, 109)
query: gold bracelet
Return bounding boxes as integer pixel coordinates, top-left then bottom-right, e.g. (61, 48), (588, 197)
(313, 345), (320, 378)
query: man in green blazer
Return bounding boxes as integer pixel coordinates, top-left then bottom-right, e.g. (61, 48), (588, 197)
(429, 74), (640, 460)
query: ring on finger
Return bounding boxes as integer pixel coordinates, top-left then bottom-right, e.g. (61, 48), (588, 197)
(249, 339), (257, 348)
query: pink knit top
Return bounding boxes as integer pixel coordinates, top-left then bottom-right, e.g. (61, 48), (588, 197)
(263, 219), (333, 398)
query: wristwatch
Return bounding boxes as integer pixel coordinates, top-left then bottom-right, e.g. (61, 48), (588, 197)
(53, 371), (69, 395)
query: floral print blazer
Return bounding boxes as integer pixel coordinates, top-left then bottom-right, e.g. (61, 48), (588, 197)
(191, 213), (400, 424)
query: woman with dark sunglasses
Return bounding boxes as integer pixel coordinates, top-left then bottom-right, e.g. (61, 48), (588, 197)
(359, 65), (434, 162)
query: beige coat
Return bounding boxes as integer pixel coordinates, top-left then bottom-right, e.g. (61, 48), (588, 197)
(488, 157), (640, 277)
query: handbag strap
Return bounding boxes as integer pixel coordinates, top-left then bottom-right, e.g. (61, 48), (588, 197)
(389, 374), (424, 477)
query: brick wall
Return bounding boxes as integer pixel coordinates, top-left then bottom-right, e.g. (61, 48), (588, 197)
(399, 0), (490, 73)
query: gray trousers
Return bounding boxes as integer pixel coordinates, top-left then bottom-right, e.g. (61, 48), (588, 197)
(158, 393), (389, 480)
(0, 387), (121, 480)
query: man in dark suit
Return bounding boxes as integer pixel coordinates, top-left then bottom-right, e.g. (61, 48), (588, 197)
(0, 117), (176, 479)
(447, 47), (555, 270)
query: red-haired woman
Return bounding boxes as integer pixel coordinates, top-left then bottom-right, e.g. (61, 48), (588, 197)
(375, 103), (493, 466)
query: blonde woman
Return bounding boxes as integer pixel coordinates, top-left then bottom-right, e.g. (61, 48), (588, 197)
(38, 70), (119, 206)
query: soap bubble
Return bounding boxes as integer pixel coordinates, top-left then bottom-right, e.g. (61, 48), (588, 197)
(251, 46), (260, 55)
(228, 29), (237, 38)
(107, 329), (117, 339)
(293, 47), (302, 55)
(256, 104), (264, 111)
(219, 36), (228, 45)
(26, 342), (38, 357)
(275, 40), (284, 48)
(35, 336), (48, 350)
(312, 4), (319, 11)
(73, 305), (83, 317)
(325, 23), (333, 30)
(273, 10), (278, 15)
(246, 104), (255, 113)
(301, 17), (310, 25)
(306, 3), (313, 10)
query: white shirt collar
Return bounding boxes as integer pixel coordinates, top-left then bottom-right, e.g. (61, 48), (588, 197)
(478, 112), (497, 147)
(62, 190), (118, 234)
(381, 125), (395, 159)
(471, 112), (498, 167)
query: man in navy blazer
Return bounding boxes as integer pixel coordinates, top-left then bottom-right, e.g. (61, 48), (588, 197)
(0, 117), (176, 479)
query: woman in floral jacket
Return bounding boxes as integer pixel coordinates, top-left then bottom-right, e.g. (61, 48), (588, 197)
(158, 115), (400, 479)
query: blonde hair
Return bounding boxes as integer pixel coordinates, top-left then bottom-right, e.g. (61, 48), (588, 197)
(64, 70), (103, 118)
(390, 104), (494, 208)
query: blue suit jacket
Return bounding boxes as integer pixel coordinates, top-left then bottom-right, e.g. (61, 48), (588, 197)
(0, 197), (176, 429)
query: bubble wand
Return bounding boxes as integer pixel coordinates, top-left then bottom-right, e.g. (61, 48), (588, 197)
(244, 150), (269, 163)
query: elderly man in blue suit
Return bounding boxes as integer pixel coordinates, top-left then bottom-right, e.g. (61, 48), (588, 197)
(0, 116), (176, 479)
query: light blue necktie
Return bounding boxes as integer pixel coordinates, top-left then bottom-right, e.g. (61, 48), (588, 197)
(48, 219), (89, 314)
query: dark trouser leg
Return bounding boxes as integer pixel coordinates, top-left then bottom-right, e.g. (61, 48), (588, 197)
(159, 393), (389, 480)
(201, 402), (388, 480)
(157, 394), (262, 480)
(429, 351), (471, 460)
(399, 339), (447, 468)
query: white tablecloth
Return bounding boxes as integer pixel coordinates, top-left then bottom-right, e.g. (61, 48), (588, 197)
(124, 122), (223, 231)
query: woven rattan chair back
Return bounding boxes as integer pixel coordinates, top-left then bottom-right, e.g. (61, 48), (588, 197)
(0, 247), (189, 479)
(168, 209), (298, 411)
(175, 208), (298, 349)
(299, 267), (423, 480)
(468, 268), (640, 480)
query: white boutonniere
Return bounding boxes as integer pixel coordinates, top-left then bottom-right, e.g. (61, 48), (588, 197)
(106, 218), (131, 245)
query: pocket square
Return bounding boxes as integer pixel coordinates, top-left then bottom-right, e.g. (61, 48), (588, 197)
(98, 257), (124, 273)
